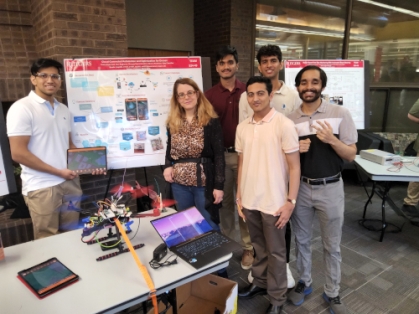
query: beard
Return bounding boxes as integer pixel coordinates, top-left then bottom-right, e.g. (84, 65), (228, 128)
(299, 88), (322, 103)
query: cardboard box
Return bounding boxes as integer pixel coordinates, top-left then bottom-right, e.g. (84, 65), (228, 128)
(147, 299), (173, 314)
(176, 274), (238, 314)
(147, 274), (237, 314)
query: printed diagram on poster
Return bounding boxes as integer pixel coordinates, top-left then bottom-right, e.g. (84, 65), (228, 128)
(64, 57), (203, 169)
(284, 60), (365, 129)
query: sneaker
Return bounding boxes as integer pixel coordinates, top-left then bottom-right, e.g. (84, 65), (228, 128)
(287, 280), (313, 306)
(286, 264), (295, 288)
(322, 293), (346, 314)
(248, 271), (253, 283)
(402, 204), (419, 217)
(249, 265), (294, 288)
(241, 249), (254, 270)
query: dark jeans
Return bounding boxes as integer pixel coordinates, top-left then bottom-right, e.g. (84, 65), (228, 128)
(171, 182), (219, 231)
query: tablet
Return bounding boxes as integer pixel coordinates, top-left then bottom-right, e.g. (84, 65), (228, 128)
(17, 258), (79, 298)
(67, 146), (107, 174)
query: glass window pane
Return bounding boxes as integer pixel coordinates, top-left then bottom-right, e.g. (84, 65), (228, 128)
(255, 1), (347, 74)
(348, 1), (419, 83)
(386, 89), (419, 132)
(368, 89), (387, 131)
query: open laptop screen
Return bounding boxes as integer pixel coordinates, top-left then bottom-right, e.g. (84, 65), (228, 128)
(151, 207), (213, 248)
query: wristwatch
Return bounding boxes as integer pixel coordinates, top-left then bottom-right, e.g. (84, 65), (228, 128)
(287, 198), (296, 205)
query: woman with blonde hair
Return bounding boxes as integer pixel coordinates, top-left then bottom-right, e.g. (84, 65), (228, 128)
(163, 78), (225, 229)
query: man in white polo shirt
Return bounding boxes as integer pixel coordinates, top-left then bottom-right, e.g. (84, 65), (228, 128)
(239, 44), (301, 288)
(236, 76), (300, 314)
(7, 58), (82, 240)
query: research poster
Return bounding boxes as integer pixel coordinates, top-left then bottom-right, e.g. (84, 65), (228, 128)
(284, 60), (365, 129)
(64, 57), (203, 169)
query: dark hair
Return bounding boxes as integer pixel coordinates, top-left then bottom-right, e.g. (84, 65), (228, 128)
(216, 45), (238, 63)
(30, 58), (63, 75)
(256, 45), (282, 64)
(246, 76), (272, 94)
(295, 65), (327, 88)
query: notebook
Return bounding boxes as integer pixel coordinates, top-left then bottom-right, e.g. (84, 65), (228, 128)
(67, 147), (107, 174)
(150, 207), (240, 269)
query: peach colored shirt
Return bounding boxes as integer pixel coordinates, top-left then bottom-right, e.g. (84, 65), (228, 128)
(236, 108), (299, 214)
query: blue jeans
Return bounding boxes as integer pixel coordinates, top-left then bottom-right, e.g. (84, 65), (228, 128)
(171, 183), (219, 231)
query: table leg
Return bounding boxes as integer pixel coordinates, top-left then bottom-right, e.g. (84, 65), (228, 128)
(359, 180), (402, 242)
(362, 181), (376, 219)
(379, 182), (391, 242)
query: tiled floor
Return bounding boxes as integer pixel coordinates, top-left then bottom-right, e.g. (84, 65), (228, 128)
(130, 169), (419, 314)
(230, 172), (419, 314)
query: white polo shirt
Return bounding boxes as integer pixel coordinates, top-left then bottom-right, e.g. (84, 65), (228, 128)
(235, 108), (299, 214)
(239, 80), (301, 123)
(7, 91), (71, 195)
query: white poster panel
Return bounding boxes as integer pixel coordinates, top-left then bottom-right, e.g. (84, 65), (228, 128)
(0, 145), (9, 196)
(64, 57), (203, 170)
(284, 60), (365, 129)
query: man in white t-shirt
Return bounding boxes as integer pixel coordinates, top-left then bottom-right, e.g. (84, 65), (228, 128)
(236, 76), (300, 314)
(239, 44), (301, 122)
(7, 58), (84, 239)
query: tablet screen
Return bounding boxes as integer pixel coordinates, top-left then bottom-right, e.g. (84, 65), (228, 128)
(67, 146), (107, 174)
(18, 258), (79, 297)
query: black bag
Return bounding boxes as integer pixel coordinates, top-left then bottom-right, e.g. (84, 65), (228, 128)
(404, 141), (417, 157)
(4, 193), (31, 219)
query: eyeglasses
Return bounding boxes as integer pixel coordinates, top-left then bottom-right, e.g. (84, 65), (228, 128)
(177, 90), (196, 99)
(35, 73), (61, 80)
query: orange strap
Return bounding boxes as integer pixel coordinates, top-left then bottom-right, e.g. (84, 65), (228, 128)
(114, 218), (159, 314)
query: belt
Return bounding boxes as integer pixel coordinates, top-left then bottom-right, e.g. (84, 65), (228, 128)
(225, 146), (235, 153)
(172, 157), (210, 164)
(172, 157), (210, 187)
(301, 173), (341, 185)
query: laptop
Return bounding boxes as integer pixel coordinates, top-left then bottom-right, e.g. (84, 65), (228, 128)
(150, 207), (240, 269)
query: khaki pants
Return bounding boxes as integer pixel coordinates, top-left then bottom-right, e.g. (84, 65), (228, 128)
(219, 152), (253, 251)
(404, 181), (419, 205)
(404, 153), (419, 205)
(24, 177), (82, 240)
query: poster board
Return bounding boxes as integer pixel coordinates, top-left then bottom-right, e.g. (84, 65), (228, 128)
(0, 103), (17, 196)
(284, 60), (369, 129)
(64, 57), (203, 170)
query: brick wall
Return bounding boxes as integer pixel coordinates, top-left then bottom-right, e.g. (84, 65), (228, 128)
(230, 0), (254, 84)
(194, 0), (254, 86)
(194, 0), (232, 86)
(31, 0), (128, 63)
(0, 0), (36, 102)
(79, 169), (137, 214)
(1, 0), (137, 218)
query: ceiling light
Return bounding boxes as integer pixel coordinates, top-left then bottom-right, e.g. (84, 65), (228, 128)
(357, 0), (419, 18)
(256, 24), (374, 41)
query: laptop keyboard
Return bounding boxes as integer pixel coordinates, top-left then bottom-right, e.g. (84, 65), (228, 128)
(177, 232), (229, 259)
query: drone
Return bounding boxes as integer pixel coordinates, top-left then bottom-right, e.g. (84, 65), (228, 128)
(80, 182), (176, 261)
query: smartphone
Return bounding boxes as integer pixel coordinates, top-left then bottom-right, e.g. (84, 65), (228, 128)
(125, 98), (137, 121)
(137, 98), (149, 120)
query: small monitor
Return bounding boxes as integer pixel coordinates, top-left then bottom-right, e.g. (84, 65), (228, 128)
(67, 146), (107, 174)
